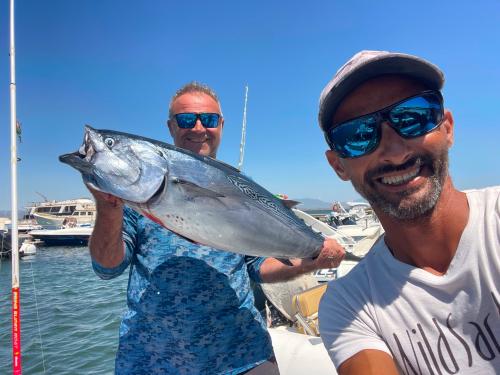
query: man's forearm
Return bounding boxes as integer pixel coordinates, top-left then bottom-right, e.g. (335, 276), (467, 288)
(259, 258), (317, 283)
(89, 203), (125, 268)
(339, 350), (399, 375)
(258, 237), (345, 283)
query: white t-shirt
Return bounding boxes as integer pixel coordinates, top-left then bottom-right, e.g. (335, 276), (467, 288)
(319, 186), (500, 374)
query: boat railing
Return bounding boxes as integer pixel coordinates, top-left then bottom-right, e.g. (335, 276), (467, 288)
(25, 198), (94, 209)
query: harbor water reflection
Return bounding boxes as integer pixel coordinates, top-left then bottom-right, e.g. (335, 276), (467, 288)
(0, 246), (128, 374)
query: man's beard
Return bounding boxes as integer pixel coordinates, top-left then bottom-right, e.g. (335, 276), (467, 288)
(352, 149), (449, 220)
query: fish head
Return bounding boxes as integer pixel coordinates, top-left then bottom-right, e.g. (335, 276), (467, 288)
(59, 125), (168, 203)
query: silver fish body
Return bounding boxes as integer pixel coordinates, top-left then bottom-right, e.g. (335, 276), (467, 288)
(60, 126), (324, 258)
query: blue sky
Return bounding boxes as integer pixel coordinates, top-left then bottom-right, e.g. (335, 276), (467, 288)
(0, 0), (499, 210)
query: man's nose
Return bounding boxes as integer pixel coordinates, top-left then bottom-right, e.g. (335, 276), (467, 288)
(191, 118), (205, 132)
(377, 122), (412, 165)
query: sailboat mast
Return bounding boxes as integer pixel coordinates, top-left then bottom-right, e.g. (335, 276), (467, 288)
(237, 85), (249, 171)
(10, 0), (22, 372)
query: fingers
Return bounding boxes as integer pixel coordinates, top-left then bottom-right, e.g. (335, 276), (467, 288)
(315, 237), (346, 269)
(324, 250), (345, 268)
(85, 183), (123, 208)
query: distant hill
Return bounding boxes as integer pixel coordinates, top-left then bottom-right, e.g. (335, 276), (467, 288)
(0, 210), (25, 219)
(293, 198), (332, 210)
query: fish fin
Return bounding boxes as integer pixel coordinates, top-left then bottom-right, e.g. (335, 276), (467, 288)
(344, 251), (364, 262)
(172, 177), (225, 198)
(281, 199), (301, 209)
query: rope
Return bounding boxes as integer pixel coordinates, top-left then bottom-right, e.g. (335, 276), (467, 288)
(0, 233), (4, 270)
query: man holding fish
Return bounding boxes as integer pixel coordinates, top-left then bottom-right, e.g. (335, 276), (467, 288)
(317, 50), (500, 374)
(65, 82), (345, 374)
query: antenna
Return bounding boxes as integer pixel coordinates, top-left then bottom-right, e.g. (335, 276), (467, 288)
(35, 192), (48, 202)
(237, 85), (249, 171)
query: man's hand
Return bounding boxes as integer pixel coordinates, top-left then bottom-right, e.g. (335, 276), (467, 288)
(308, 236), (345, 270)
(86, 184), (123, 210)
(259, 237), (346, 283)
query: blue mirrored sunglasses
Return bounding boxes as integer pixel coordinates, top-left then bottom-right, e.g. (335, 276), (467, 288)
(174, 112), (221, 129)
(325, 90), (444, 158)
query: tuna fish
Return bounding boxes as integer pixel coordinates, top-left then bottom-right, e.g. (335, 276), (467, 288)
(60, 126), (345, 259)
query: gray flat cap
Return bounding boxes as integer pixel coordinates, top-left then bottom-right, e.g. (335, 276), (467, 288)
(318, 50), (445, 131)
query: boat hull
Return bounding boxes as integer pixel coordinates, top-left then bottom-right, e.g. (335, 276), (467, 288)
(29, 227), (92, 246)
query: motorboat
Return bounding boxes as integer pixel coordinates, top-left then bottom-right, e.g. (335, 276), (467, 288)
(270, 325), (338, 374)
(28, 225), (93, 246)
(292, 208), (383, 281)
(1, 219), (41, 257)
(262, 209), (383, 374)
(263, 274), (339, 374)
(0, 217), (10, 230)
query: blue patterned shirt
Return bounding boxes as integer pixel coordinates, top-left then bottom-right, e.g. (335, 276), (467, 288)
(92, 206), (273, 375)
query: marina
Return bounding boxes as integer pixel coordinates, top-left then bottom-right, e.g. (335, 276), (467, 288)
(0, 198), (96, 257)
(0, 201), (382, 374)
(0, 243), (346, 374)
(0, 245), (127, 374)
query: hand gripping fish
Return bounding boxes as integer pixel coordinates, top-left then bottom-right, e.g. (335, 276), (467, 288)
(60, 126), (353, 259)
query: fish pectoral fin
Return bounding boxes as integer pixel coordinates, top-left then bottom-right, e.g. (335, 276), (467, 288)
(344, 251), (363, 262)
(172, 177), (225, 198)
(281, 199), (301, 209)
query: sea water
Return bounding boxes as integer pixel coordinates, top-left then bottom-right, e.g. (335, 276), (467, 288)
(0, 246), (128, 374)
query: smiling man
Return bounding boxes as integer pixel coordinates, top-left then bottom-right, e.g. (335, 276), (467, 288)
(167, 87), (223, 157)
(87, 81), (346, 374)
(317, 51), (500, 374)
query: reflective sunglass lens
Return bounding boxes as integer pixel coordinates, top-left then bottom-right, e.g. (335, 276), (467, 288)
(328, 116), (379, 158)
(389, 93), (443, 137)
(199, 113), (220, 128)
(175, 113), (197, 128)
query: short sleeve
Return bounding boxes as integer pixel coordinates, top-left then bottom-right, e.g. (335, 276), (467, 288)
(122, 206), (138, 255)
(319, 279), (392, 369)
(244, 256), (267, 283)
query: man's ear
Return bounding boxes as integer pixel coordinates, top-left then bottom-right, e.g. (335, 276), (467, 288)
(167, 119), (175, 137)
(442, 109), (454, 148)
(326, 150), (350, 181)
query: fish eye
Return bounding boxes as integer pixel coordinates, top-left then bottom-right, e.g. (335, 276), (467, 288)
(104, 137), (115, 148)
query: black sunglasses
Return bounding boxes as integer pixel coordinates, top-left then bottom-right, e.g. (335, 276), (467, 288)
(325, 90), (444, 158)
(174, 112), (221, 129)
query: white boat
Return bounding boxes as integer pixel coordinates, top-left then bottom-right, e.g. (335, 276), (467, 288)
(270, 325), (338, 374)
(4, 220), (42, 233)
(1, 221), (41, 257)
(335, 222), (383, 242)
(254, 207), (384, 374)
(292, 208), (383, 281)
(25, 198), (96, 228)
(28, 225), (93, 246)
(262, 274), (339, 374)
(0, 217), (11, 232)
